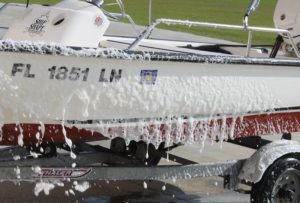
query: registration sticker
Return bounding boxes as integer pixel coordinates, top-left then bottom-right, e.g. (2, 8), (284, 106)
(94, 15), (103, 26)
(140, 70), (158, 85)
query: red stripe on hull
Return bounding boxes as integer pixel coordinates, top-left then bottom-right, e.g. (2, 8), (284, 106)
(1, 124), (106, 146)
(156, 111), (300, 143)
(1, 111), (300, 146)
(230, 111), (300, 138)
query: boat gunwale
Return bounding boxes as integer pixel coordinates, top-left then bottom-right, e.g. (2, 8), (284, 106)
(0, 40), (300, 67)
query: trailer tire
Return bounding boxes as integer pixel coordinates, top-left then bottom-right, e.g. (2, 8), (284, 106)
(251, 156), (300, 203)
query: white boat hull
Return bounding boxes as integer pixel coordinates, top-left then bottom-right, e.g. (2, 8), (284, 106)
(1, 41), (300, 146)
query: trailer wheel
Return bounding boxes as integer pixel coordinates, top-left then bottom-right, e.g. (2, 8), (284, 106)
(251, 156), (300, 203)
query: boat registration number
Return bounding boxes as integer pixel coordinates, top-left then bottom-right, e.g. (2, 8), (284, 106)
(10, 63), (122, 83)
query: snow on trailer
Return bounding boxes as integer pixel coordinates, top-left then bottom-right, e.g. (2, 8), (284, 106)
(0, 143), (244, 183)
(0, 138), (299, 202)
(0, 0), (300, 202)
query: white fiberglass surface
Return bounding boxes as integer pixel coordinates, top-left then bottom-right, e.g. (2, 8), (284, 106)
(0, 36), (298, 200)
(0, 40), (296, 147)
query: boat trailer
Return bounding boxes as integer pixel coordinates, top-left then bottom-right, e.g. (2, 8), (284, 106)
(1, 136), (300, 202)
(0, 143), (243, 189)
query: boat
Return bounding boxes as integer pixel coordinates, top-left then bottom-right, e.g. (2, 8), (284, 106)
(0, 0), (300, 157)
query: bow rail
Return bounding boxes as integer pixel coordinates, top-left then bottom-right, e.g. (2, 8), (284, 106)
(127, 18), (300, 59)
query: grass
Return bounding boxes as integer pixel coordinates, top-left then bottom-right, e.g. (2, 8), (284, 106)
(106, 0), (277, 44)
(2, 0), (277, 44)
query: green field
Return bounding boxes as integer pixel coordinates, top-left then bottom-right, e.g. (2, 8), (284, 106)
(2, 0), (277, 44)
(108, 0), (277, 44)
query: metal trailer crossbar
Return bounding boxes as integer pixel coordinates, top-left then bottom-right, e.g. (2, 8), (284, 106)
(0, 144), (243, 190)
(0, 138), (300, 202)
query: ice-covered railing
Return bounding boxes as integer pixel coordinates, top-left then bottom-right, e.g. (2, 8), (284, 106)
(105, 12), (139, 34)
(102, 0), (139, 34)
(127, 18), (300, 59)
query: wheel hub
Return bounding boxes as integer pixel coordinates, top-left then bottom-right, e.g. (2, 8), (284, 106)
(272, 170), (300, 203)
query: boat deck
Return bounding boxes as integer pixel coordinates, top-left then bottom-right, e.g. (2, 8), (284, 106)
(0, 2), (282, 59)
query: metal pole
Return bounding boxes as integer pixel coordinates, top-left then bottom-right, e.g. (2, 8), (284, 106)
(246, 30), (253, 57)
(148, 0), (152, 26)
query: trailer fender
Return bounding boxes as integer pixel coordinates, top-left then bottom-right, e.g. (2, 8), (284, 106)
(238, 140), (300, 184)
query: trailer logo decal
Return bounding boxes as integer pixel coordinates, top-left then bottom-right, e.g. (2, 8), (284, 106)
(140, 70), (158, 85)
(32, 168), (91, 179)
(25, 11), (50, 36)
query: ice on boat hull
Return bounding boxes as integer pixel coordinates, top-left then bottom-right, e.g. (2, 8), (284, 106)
(1, 0), (300, 147)
(0, 41), (300, 146)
